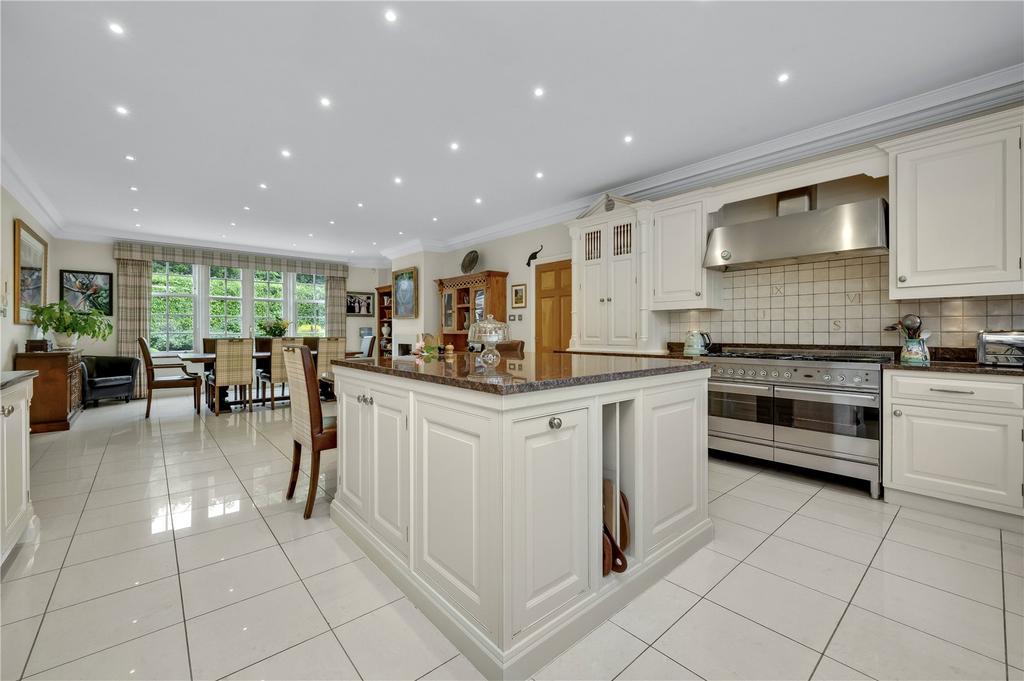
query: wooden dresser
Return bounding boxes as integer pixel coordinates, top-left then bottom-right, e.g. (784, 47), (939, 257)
(13, 350), (83, 432)
(436, 270), (508, 351)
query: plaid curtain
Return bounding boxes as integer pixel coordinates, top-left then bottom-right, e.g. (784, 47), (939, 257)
(113, 240), (348, 277)
(325, 276), (346, 338)
(115, 258), (151, 398)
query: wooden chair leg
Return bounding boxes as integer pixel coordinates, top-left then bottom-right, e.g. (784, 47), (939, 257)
(194, 382), (200, 414)
(215, 385), (220, 416)
(248, 384), (253, 412)
(304, 449), (321, 519)
(145, 388), (153, 418)
(270, 382), (275, 410)
(287, 441), (301, 500)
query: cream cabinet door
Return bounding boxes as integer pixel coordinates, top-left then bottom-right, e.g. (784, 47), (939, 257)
(889, 403), (1023, 511)
(511, 408), (590, 637)
(643, 383), (705, 552)
(337, 381), (369, 520)
(1, 386), (31, 559)
(579, 225), (607, 346)
(607, 220), (637, 346)
(893, 126), (1022, 293)
(652, 201), (705, 308)
(368, 389), (410, 557)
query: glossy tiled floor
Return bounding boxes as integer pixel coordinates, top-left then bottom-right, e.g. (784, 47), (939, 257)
(2, 394), (1022, 680)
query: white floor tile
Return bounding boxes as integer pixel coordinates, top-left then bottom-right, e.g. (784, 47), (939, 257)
(168, 484), (262, 537)
(827, 605), (1005, 681)
(27, 624), (190, 680)
(707, 563), (847, 652)
(886, 518), (1002, 570)
(335, 599), (458, 681)
(708, 470), (748, 494)
(1008, 612), (1023, 669)
(1004, 530), (1024, 548)
(264, 502), (335, 543)
(281, 528), (364, 578)
(610, 579), (698, 644)
(810, 656), (874, 680)
(1, 615), (41, 681)
(664, 547), (738, 596)
(707, 516), (768, 560)
(852, 568), (1005, 662)
(710, 494), (792, 533)
(815, 487), (897, 516)
(84, 481), (168, 510)
(25, 576), (182, 676)
(1006, 572), (1024, 616)
(798, 497), (895, 537)
(64, 518), (173, 566)
(654, 599), (820, 680)
(163, 457), (231, 479)
(91, 468), (166, 492)
(534, 621), (646, 681)
(775, 514), (882, 564)
(29, 465), (98, 486)
(186, 582), (328, 680)
(180, 545), (298, 618)
(304, 558), (402, 627)
(29, 479), (94, 501)
(872, 540), (1003, 609)
(0, 570), (57, 625)
(419, 655), (485, 681)
(1006, 541), (1024, 578)
(174, 518), (276, 572)
(750, 470), (825, 495)
(728, 478), (814, 512)
(746, 536), (866, 601)
(897, 508), (1001, 541)
(16, 513), (80, 546)
(223, 631), (360, 680)
(76, 497), (171, 535)
(616, 648), (700, 681)
(30, 495), (87, 519)
(1, 539), (71, 582)
(50, 543), (177, 609)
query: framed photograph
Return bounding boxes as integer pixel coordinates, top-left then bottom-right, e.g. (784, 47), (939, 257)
(345, 291), (375, 317)
(13, 219), (47, 325)
(392, 266), (419, 319)
(511, 283), (527, 309)
(60, 269), (113, 315)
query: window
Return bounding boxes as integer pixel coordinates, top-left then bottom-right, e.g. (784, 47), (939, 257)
(208, 266), (243, 337)
(150, 260), (196, 352)
(253, 270), (285, 332)
(293, 273), (326, 336)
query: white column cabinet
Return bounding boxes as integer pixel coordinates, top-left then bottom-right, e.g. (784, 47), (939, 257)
(1, 377), (34, 563)
(651, 200), (716, 309)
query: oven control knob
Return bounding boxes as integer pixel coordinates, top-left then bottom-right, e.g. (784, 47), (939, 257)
(726, 368), (734, 375)
(837, 375), (846, 382)
(737, 369), (747, 376)
(822, 374), (832, 382)
(853, 376), (863, 384)
(717, 368), (725, 375)
(759, 369), (767, 377)
(771, 370), (779, 378)
(783, 371), (792, 379)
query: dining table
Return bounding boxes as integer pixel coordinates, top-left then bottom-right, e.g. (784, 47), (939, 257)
(177, 350), (317, 411)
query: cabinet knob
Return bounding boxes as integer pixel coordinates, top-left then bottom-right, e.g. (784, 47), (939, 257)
(599, 297), (606, 303)
(548, 416), (562, 430)
(2, 405), (14, 418)
(367, 396), (374, 406)
(898, 275), (907, 283)
(606, 297), (612, 302)
(357, 395), (365, 404)
(893, 409), (903, 417)
(695, 291), (702, 297)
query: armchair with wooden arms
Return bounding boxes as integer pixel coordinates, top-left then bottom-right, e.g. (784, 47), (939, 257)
(138, 337), (202, 418)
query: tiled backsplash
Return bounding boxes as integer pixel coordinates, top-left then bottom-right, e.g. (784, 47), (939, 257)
(669, 255), (1024, 347)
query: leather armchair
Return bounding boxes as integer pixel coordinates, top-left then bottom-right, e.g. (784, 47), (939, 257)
(81, 355), (140, 408)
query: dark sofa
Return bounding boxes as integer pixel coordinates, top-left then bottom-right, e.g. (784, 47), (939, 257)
(81, 355), (141, 408)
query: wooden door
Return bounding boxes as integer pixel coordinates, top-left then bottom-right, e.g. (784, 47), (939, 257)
(535, 259), (572, 353)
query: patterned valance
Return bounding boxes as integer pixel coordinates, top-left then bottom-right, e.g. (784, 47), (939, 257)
(113, 241), (348, 278)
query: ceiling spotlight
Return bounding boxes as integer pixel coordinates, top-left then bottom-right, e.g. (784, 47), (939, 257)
(329, 220), (335, 225)
(125, 154), (135, 161)
(292, 242), (297, 247)
(384, 9), (397, 22)
(319, 97), (331, 108)
(535, 171), (544, 179)
(115, 105), (129, 116)
(108, 22), (124, 35)
(474, 197), (483, 205)
(394, 176), (402, 185)
(533, 86), (545, 98)
(280, 149), (291, 158)
(777, 72), (790, 83)
(623, 134), (634, 144)
(229, 222), (236, 227)
(357, 202), (364, 208)
(243, 206), (250, 211)
(350, 249), (355, 254)
(398, 231), (404, 235)
(135, 223), (141, 228)
(308, 233), (314, 237)
(129, 186), (138, 191)
(259, 183), (268, 189)
(132, 207), (140, 212)
(221, 234), (227, 239)
(372, 241), (377, 246)
(449, 142), (459, 151)
(432, 217), (438, 222)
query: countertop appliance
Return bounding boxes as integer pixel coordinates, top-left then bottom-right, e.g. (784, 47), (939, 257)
(683, 331), (712, 356)
(977, 330), (1024, 367)
(706, 347), (893, 498)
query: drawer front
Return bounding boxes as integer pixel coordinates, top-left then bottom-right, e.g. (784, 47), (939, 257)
(889, 373), (1023, 410)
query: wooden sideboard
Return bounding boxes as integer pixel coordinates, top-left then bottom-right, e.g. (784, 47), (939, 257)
(436, 270), (508, 351)
(13, 350), (82, 432)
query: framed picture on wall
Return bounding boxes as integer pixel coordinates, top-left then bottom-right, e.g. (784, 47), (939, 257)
(511, 283), (527, 308)
(345, 291), (375, 317)
(392, 267), (419, 319)
(13, 219), (47, 325)
(60, 269), (113, 315)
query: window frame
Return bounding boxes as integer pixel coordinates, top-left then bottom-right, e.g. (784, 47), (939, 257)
(206, 265), (245, 338)
(292, 272), (327, 337)
(150, 260), (198, 354)
(252, 269), (287, 334)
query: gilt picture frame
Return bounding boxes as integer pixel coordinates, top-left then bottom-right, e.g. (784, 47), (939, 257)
(13, 219), (47, 325)
(511, 283), (527, 308)
(392, 266), (419, 319)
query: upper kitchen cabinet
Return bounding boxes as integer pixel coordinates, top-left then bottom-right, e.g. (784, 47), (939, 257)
(651, 198), (720, 310)
(880, 108), (1023, 299)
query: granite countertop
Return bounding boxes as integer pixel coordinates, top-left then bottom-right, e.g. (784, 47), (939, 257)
(1, 370), (39, 390)
(882, 362), (1024, 377)
(332, 352), (710, 395)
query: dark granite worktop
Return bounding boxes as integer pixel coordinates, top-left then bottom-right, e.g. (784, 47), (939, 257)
(1, 370), (38, 390)
(882, 362), (1023, 377)
(332, 352), (710, 395)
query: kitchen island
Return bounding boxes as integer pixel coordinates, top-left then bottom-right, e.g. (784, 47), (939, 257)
(331, 352), (711, 680)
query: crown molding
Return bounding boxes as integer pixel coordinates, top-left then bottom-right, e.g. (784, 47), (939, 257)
(380, 238), (449, 260)
(1, 138), (69, 238)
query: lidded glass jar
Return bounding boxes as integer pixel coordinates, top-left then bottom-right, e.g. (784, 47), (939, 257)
(467, 314), (510, 367)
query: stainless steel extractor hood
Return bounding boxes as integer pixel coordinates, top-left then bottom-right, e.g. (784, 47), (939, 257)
(703, 198), (888, 271)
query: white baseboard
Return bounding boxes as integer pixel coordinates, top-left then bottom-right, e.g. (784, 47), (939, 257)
(885, 488), (1024, 532)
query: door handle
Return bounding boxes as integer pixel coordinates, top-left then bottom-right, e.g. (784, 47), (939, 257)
(548, 416), (562, 430)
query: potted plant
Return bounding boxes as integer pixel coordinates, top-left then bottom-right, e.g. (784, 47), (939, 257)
(29, 300), (113, 349)
(257, 317), (290, 337)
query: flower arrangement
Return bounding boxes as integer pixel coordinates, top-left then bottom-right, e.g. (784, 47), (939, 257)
(29, 300), (113, 348)
(412, 340), (439, 357)
(257, 317), (290, 337)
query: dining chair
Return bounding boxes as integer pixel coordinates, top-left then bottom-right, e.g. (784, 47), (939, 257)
(257, 337), (293, 409)
(282, 344), (337, 518)
(316, 337), (346, 380)
(208, 338), (254, 415)
(346, 335), (376, 358)
(496, 339), (526, 358)
(137, 337), (201, 418)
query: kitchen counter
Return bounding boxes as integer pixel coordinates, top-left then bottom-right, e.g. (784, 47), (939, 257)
(1, 370), (38, 391)
(332, 351), (709, 395)
(882, 362), (1023, 377)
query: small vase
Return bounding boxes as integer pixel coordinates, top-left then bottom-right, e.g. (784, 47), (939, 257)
(52, 332), (78, 349)
(900, 338), (930, 366)
(382, 323), (391, 338)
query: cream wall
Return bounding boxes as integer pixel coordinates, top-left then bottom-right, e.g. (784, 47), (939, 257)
(50, 238), (118, 357)
(344, 266), (382, 351)
(389, 251), (447, 355)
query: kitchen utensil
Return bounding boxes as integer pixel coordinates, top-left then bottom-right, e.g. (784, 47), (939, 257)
(901, 314), (922, 338)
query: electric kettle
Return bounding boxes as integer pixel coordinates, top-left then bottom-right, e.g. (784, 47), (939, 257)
(683, 330), (712, 356)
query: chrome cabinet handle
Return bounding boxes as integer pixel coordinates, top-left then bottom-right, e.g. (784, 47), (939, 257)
(898, 275), (907, 283)
(929, 388), (975, 395)
(367, 396), (374, 405)
(356, 395), (365, 404)
(548, 416), (562, 430)
(2, 405), (14, 418)
(893, 409), (903, 417)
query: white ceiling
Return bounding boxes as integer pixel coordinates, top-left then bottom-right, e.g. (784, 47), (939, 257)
(2, 2), (1022, 265)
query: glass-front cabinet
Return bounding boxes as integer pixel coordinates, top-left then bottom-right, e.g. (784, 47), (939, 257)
(442, 289), (456, 332)
(434, 271), (509, 351)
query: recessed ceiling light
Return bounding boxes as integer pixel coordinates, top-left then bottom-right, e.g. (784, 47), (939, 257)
(384, 9), (397, 22)
(124, 154), (135, 161)
(372, 241), (377, 246)
(623, 134), (633, 144)
(329, 220), (335, 225)
(449, 141), (459, 151)
(135, 223), (141, 228)
(777, 72), (790, 83)
(319, 96), (331, 108)
(229, 222), (236, 227)
(280, 149), (291, 158)
(394, 176), (403, 185)
(308, 233), (314, 237)
(132, 207), (140, 212)
(432, 217), (438, 222)
(292, 242), (297, 247)
(243, 206), (250, 211)
(533, 86), (545, 98)
(350, 249), (355, 254)
(474, 197), (483, 204)
(259, 183), (268, 189)
(115, 105), (129, 116)
(129, 186), (138, 191)
(108, 22), (124, 35)
(398, 231), (404, 235)
(535, 171), (544, 179)
(356, 202), (364, 208)
(221, 234), (227, 239)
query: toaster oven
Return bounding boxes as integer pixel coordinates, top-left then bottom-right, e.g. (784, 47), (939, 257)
(977, 330), (1024, 366)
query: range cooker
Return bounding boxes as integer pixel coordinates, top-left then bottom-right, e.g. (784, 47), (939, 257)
(705, 347), (893, 498)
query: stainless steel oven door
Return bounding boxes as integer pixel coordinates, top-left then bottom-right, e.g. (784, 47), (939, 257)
(773, 387), (880, 462)
(708, 381), (774, 442)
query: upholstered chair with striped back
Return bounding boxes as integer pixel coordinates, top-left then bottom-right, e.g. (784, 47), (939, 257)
(282, 344), (337, 518)
(257, 336), (300, 409)
(315, 337), (346, 382)
(209, 338), (254, 415)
